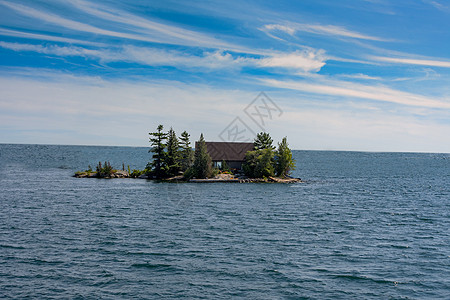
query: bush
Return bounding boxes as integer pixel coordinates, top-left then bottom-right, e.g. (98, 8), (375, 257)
(96, 161), (114, 178)
(130, 169), (144, 178)
(221, 160), (231, 173)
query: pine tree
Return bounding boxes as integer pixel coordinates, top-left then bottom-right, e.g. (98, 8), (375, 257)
(149, 124), (168, 178)
(254, 132), (275, 150)
(275, 137), (295, 177)
(166, 127), (181, 177)
(179, 130), (194, 171)
(192, 133), (213, 179)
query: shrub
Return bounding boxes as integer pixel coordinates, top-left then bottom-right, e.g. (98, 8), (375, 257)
(96, 161), (113, 178)
(130, 169), (144, 178)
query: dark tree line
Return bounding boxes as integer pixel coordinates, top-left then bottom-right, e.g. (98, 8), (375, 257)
(147, 125), (213, 179)
(147, 125), (194, 179)
(148, 126), (295, 180)
(243, 132), (295, 178)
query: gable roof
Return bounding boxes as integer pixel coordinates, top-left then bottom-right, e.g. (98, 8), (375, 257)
(196, 142), (254, 161)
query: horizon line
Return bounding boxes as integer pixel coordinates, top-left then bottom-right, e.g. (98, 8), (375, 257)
(1, 142), (449, 155)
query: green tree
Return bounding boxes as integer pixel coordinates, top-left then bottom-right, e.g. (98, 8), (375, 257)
(149, 124), (168, 178)
(254, 132), (275, 150)
(179, 130), (194, 171)
(96, 161), (113, 178)
(191, 133), (213, 179)
(275, 137), (295, 177)
(166, 127), (181, 177)
(243, 148), (275, 178)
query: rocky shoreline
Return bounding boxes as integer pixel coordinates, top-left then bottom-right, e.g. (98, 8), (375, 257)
(74, 171), (301, 183)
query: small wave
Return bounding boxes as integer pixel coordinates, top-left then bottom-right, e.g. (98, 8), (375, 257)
(0, 244), (26, 250)
(24, 258), (65, 265)
(391, 244), (410, 249)
(58, 165), (71, 169)
(131, 262), (175, 270)
(126, 251), (168, 256)
(332, 274), (394, 284)
(376, 243), (410, 249)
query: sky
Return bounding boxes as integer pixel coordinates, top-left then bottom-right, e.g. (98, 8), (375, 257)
(0, 0), (449, 152)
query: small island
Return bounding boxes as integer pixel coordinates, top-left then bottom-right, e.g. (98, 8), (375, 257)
(75, 125), (301, 183)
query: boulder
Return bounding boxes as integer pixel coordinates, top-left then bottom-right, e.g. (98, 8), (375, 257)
(114, 170), (129, 178)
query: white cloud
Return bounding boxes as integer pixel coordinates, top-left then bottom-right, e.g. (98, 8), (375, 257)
(0, 41), (326, 73)
(118, 47), (245, 69)
(0, 0), (263, 54)
(0, 41), (102, 57)
(423, 0), (450, 12)
(339, 73), (382, 80)
(69, 0), (234, 49)
(262, 78), (450, 109)
(263, 22), (388, 41)
(0, 2), (141, 40)
(0, 28), (104, 46)
(257, 50), (326, 73)
(370, 56), (450, 68)
(263, 24), (296, 35)
(0, 1), (236, 50)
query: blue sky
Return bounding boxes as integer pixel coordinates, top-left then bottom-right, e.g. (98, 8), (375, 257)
(0, 0), (449, 152)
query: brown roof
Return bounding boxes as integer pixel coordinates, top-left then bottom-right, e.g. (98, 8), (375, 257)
(196, 142), (254, 161)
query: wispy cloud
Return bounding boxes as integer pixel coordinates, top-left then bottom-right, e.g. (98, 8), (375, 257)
(262, 78), (450, 109)
(0, 1), (237, 50)
(0, 42), (326, 73)
(263, 22), (389, 41)
(423, 0), (450, 12)
(0, 2), (142, 40)
(0, 28), (104, 46)
(263, 24), (296, 36)
(338, 73), (382, 80)
(69, 0), (234, 49)
(0, 41), (102, 57)
(370, 56), (450, 68)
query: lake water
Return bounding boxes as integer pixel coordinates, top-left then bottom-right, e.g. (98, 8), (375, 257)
(0, 144), (449, 299)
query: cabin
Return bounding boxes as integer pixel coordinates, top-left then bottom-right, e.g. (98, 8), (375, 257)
(197, 142), (254, 170)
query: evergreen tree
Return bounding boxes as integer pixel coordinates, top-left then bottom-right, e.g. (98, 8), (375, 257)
(275, 137), (295, 177)
(243, 149), (274, 178)
(254, 132), (275, 150)
(149, 124), (168, 178)
(192, 133), (213, 179)
(179, 130), (194, 171)
(166, 127), (181, 176)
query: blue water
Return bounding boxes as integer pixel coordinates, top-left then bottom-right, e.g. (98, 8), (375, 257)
(0, 144), (449, 299)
